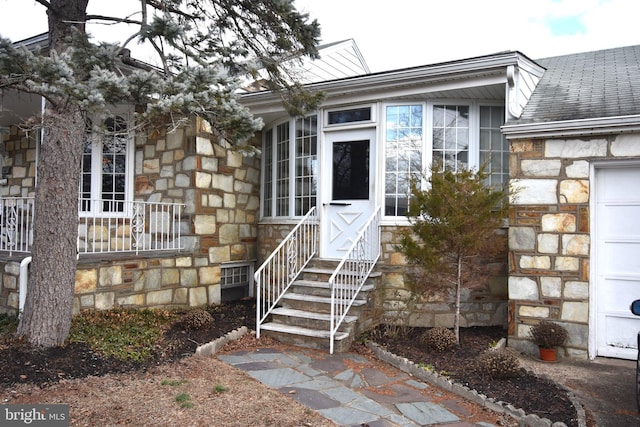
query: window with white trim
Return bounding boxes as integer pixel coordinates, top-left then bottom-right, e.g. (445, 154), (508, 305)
(262, 115), (318, 218)
(384, 103), (507, 218)
(384, 105), (423, 216)
(479, 105), (509, 187)
(80, 111), (134, 215)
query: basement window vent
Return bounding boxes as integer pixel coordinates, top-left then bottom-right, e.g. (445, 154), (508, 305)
(221, 262), (254, 303)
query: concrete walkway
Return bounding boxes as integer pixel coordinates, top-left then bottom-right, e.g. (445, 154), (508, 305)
(218, 346), (509, 427)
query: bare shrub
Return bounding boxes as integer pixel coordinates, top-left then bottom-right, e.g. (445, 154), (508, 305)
(419, 327), (457, 352)
(475, 349), (521, 379)
(180, 309), (214, 331)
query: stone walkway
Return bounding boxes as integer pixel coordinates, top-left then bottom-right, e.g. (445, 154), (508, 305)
(218, 346), (506, 427)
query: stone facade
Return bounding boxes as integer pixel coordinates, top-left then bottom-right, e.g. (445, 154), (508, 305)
(508, 134), (640, 358)
(0, 117), (261, 315)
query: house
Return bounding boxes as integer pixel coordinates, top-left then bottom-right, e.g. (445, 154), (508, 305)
(2, 30), (639, 359)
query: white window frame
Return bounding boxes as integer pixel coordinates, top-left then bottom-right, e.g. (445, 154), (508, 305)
(261, 114), (319, 219)
(382, 101), (507, 219)
(80, 107), (135, 218)
(324, 104), (376, 129)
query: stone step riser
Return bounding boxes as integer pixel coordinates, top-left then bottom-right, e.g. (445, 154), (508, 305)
(280, 298), (367, 314)
(261, 329), (353, 353)
(271, 314), (355, 332)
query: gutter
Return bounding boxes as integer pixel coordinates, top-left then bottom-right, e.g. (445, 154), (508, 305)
(502, 115), (640, 139)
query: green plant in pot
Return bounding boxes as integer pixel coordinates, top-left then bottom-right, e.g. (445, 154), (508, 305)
(529, 321), (568, 362)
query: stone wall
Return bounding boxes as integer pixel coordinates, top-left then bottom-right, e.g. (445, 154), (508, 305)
(507, 134), (640, 358)
(0, 117), (261, 315)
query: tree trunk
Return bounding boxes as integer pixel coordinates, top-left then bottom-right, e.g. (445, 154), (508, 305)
(454, 254), (462, 343)
(16, 0), (88, 347)
(16, 103), (84, 347)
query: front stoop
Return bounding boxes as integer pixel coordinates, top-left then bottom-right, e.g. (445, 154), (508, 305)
(259, 262), (380, 353)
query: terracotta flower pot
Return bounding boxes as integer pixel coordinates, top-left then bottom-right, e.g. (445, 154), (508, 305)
(539, 347), (557, 362)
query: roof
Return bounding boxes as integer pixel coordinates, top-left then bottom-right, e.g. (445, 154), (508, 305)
(503, 45), (640, 137)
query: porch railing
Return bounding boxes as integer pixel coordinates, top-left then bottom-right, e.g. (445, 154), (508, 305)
(255, 207), (318, 339)
(328, 206), (381, 354)
(0, 197), (184, 256)
(0, 197), (35, 256)
(78, 199), (184, 255)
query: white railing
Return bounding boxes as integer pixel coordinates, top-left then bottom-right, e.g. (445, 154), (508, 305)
(255, 207), (318, 338)
(0, 197), (35, 256)
(329, 206), (381, 354)
(0, 197), (184, 256)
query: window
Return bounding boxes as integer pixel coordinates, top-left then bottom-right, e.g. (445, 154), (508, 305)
(433, 105), (469, 172)
(221, 262), (254, 302)
(327, 107), (372, 125)
(384, 105), (423, 216)
(332, 140), (369, 200)
(384, 103), (507, 218)
(262, 115), (318, 218)
(294, 116), (317, 215)
(479, 106), (508, 187)
(80, 111), (134, 215)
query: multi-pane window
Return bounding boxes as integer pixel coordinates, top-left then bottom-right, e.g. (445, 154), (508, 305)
(262, 115), (318, 218)
(262, 129), (273, 217)
(81, 113), (132, 215)
(384, 103), (507, 218)
(384, 105), (423, 216)
(433, 105), (469, 173)
(294, 116), (317, 216)
(221, 262), (253, 302)
(479, 106), (508, 187)
(275, 123), (289, 216)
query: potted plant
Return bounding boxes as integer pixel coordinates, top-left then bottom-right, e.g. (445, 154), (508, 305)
(529, 321), (568, 362)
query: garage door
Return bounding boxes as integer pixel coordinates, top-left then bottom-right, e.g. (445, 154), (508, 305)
(594, 164), (640, 359)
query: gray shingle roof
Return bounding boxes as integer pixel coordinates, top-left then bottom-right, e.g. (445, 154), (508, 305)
(514, 45), (640, 125)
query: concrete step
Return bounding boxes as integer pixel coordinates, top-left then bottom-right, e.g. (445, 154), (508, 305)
(291, 280), (374, 297)
(260, 322), (349, 341)
(271, 307), (358, 323)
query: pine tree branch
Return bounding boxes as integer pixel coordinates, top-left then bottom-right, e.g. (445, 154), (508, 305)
(34, 0), (51, 9)
(84, 14), (142, 25)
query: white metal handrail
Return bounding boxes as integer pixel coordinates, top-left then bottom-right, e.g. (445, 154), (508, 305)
(329, 206), (381, 354)
(78, 199), (184, 255)
(255, 207), (318, 338)
(0, 197), (184, 256)
(0, 197), (35, 256)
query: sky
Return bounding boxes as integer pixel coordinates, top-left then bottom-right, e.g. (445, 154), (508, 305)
(1, 0), (639, 72)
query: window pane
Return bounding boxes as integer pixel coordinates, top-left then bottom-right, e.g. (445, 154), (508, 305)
(433, 105), (469, 172)
(262, 129), (273, 217)
(328, 107), (371, 125)
(479, 106), (508, 187)
(332, 140), (369, 200)
(294, 116), (317, 216)
(384, 105), (423, 216)
(275, 123), (289, 216)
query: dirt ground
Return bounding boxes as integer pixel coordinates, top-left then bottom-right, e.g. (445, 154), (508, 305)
(0, 300), (584, 426)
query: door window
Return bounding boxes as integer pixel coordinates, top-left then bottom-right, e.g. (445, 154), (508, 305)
(332, 140), (369, 200)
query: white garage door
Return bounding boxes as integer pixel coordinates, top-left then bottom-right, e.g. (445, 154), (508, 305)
(594, 164), (640, 359)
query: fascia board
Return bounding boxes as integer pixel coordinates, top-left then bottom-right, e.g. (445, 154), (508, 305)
(502, 115), (640, 139)
(242, 53), (524, 111)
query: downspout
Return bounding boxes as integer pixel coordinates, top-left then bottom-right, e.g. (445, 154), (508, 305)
(19, 256), (32, 318)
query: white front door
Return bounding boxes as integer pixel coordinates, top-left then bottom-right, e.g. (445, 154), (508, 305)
(320, 129), (376, 259)
(593, 164), (640, 359)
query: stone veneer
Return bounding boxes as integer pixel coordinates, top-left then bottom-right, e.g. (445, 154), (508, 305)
(508, 134), (640, 359)
(0, 117), (261, 314)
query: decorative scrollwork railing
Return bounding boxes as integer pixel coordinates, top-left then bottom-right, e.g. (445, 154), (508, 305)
(255, 207), (318, 338)
(328, 206), (381, 354)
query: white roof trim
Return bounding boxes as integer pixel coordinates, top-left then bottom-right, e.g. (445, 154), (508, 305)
(502, 115), (640, 139)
